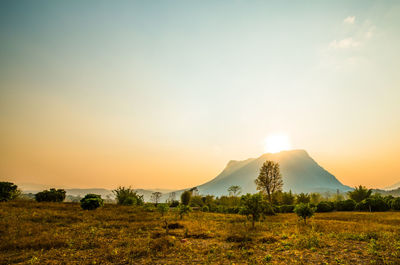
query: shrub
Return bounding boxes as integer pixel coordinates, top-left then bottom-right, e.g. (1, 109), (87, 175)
(202, 206), (209, 212)
(169, 200), (179, 207)
(357, 196), (390, 212)
(391, 197), (400, 210)
(80, 194), (104, 210)
(0, 182), (20, 202)
(335, 199), (356, 211)
(35, 188), (66, 202)
(316, 201), (334, 212)
(279, 205), (295, 213)
(240, 193), (272, 228)
(143, 203), (156, 212)
(294, 203), (315, 224)
(181, 191), (192, 206)
(157, 204), (169, 216)
(113, 186), (143, 206)
(178, 204), (191, 219)
(296, 193), (311, 204)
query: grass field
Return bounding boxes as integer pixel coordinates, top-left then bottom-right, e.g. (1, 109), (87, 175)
(1, 201), (400, 264)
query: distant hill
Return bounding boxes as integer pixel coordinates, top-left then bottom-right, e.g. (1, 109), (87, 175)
(383, 181), (400, 191)
(172, 149), (351, 197)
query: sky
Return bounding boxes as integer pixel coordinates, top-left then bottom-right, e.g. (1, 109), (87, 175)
(1, 0), (400, 190)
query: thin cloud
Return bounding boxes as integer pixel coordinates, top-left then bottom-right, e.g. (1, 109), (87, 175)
(344, 16), (355, 24)
(329, 38), (360, 49)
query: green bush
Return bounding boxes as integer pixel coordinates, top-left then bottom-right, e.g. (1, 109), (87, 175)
(35, 188), (66, 202)
(335, 199), (356, 211)
(0, 182), (20, 202)
(113, 186), (143, 206)
(181, 191), (192, 206)
(316, 201), (334, 212)
(391, 198), (400, 210)
(294, 203), (315, 224)
(157, 204), (169, 216)
(356, 196), (390, 212)
(178, 204), (191, 219)
(279, 205), (295, 213)
(169, 200), (179, 207)
(202, 205), (209, 212)
(80, 194), (104, 210)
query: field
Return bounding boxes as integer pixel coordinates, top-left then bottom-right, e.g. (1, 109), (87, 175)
(1, 201), (400, 264)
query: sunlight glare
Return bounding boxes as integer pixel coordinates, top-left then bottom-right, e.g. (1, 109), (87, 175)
(264, 134), (291, 153)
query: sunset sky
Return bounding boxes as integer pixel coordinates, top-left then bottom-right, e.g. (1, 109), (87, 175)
(1, 0), (399, 190)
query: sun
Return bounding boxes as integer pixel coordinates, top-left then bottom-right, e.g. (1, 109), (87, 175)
(264, 134), (291, 153)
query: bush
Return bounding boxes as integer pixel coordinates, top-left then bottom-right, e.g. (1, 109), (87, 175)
(335, 199), (356, 211)
(157, 204), (169, 216)
(80, 194), (104, 210)
(294, 203), (315, 224)
(0, 182), (20, 202)
(178, 204), (191, 219)
(316, 201), (334, 212)
(202, 206), (209, 212)
(35, 188), (66, 202)
(240, 193), (272, 228)
(113, 186), (143, 206)
(181, 191), (192, 206)
(279, 205), (295, 213)
(169, 200), (179, 207)
(391, 197), (400, 210)
(356, 196), (390, 212)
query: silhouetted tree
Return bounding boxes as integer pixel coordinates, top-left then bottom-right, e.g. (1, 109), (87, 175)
(35, 188), (66, 202)
(255, 160), (283, 203)
(228, 185), (241, 197)
(348, 185), (372, 203)
(181, 190), (192, 206)
(80, 194), (104, 210)
(151, 192), (162, 206)
(0, 182), (20, 202)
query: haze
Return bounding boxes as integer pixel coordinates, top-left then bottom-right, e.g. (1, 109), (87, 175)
(1, 0), (400, 190)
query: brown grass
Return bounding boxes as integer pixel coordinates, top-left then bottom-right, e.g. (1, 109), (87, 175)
(1, 201), (400, 264)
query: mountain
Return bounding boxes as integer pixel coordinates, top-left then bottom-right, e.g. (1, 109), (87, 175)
(174, 149), (351, 197)
(383, 181), (400, 191)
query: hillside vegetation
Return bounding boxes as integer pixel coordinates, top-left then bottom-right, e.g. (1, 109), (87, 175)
(1, 201), (400, 264)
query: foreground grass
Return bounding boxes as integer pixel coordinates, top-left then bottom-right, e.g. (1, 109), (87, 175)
(1, 201), (400, 264)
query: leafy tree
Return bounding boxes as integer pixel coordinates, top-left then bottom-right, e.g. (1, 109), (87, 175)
(348, 185), (372, 203)
(294, 203), (315, 224)
(80, 194), (104, 210)
(0, 182), (20, 202)
(169, 200), (179, 207)
(310, 193), (323, 204)
(190, 195), (205, 207)
(279, 205), (295, 213)
(35, 188), (66, 202)
(181, 191), (192, 206)
(113, 186), (143, 206)
(296, 193), (310, 204)
(240, 193), (272, 228)
(157, 203), (169, 216)
(335, 199), (356, 211)
(391, 197), (400, 210)
(228, 185), (242, 197)
(178, 204), (191, 219)
(151, 192), (162, 206)
(189, 187), (199, 196)
(316, 201), (334, 212)
(356, 194), (390, 212)
(281, 190), (295, 205)
(255, 160), (283, 203)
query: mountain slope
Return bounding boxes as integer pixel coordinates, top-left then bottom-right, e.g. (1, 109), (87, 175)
(188, 150), (350, 196)
(383, 181), (400, 191)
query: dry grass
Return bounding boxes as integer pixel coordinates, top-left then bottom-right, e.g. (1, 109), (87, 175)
(1, 201), (400, 264)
